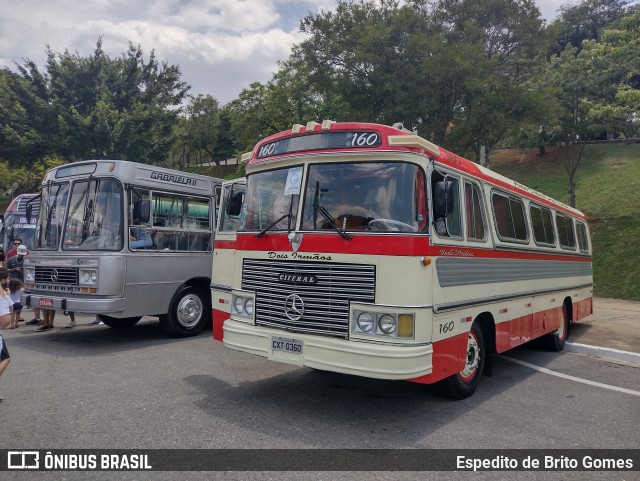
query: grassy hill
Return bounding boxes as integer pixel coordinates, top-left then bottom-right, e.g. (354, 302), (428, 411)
(491, 144), (640, 301)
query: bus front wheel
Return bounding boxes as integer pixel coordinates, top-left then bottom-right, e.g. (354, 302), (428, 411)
(437, 321), (485, 400)
(160, 285), (211, 338)
(98, 315), (141, 328)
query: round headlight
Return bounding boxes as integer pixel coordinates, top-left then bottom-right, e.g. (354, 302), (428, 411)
(244, 298), (254, 316)
(82, 272), (90, 282)
(233, 296), (245, 314)
(90, 272), (97, 282)
(357, 312), (374, 332)
(378, 314), (397, 334)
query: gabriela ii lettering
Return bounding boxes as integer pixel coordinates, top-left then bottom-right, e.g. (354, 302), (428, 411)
(150, 171), (197, 186)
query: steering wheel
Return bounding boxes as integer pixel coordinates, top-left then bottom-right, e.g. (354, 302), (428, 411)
(368, 219), (418, 232)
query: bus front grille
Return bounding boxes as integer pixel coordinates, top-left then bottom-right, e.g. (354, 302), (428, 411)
(242, 259), (375, 338)
(34, 266), (78, 286)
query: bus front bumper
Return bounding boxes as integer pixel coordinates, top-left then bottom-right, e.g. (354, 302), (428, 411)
(223, 319), (433, 380)
(22, 293), (126, 314)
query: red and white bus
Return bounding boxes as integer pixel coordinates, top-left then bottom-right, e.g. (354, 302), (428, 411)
(211, 121), (593, 398)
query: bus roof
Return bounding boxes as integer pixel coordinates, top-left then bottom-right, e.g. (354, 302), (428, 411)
(4, 193), (40, 215)
(42, 160), (223, 197)
(242, 121), (585, 220)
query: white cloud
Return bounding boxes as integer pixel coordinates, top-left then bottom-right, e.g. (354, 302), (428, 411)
(0, 0), (581, 104)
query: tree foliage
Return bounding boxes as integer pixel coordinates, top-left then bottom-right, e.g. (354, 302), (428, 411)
(0, 38), (189, 166)
(547, 0), (630, 56)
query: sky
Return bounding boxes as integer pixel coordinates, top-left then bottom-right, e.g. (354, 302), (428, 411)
(0, 0), (581, 105)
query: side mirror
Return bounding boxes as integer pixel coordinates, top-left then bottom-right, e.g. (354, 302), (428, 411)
(434, 180), (455, 216)
(226, 191), (244, 217)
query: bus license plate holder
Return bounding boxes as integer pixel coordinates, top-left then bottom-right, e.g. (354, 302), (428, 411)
(271, 336), (303, 355)
(39, 298), (54, 308)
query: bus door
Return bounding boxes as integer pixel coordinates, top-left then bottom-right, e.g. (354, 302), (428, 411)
(212, 178), (246, 340)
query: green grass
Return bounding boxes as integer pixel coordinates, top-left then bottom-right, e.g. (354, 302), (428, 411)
(491, 144), (640, 301)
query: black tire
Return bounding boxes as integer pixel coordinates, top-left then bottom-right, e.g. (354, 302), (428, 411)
(542, 304), (570, 351)
(98, 315), (141, 328)
(159, 285), (211, 338)
(437, 321), (485, 400)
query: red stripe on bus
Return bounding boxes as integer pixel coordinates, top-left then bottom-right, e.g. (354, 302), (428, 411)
(214, 241), (237, 250)
(408, 332), (467, 384)
(212, 309), (229, 341)
(234, 233), (591, 262)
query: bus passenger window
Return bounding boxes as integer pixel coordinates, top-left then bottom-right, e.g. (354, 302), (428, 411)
(492, 192), (528, 243)
(576, 222), (589, 253)
(464, 182), (486, 241)
(530, 205), (555, 246)
(556, 214), (576, 250)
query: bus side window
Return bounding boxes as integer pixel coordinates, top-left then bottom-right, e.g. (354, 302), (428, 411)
(464, 182), (486, 241)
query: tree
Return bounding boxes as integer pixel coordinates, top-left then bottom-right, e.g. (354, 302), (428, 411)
(294, 0), (546, 166)
(578, 11), (640, 138)
(422, 0), (546, 166)
(186, 94), (220, 165)
(0, 66), (55, 166)
(547, 0), (630, 57)
(546, 46), (598, 207)
(0, 38), (189, 165)
(213, 109), (234, 164)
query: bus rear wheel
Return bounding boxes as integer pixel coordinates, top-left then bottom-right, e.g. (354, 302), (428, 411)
(98, 315), (141, 328)
(438, 321), (485, 400)
(542, 304), (570, 352)
(160, 285), (210, 338)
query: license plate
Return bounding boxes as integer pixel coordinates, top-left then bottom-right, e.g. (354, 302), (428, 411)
(39, 298), (54, 308)
(271, 336), (303, 354)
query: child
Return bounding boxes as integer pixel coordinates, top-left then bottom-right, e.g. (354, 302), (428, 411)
(8, 279), (24, 329)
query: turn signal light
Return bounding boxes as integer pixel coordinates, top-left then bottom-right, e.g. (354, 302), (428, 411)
(398, 314), (414, 337)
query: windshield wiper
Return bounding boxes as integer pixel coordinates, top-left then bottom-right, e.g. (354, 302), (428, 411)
(256, 193), (297, 238)
(313, 201), (353, 240)
(256, 214), (290, 238)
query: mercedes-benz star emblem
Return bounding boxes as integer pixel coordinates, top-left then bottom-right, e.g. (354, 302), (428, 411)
(50, 269), (59, 283)
(284, 294), (304, 321)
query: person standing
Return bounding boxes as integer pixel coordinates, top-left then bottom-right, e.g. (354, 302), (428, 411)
(6, 245), (27, 281)
(6, 238), (22, 259)
(8, 279), (24, 329)
(36, 309), (55, 332)
(0, 267), (14, 401)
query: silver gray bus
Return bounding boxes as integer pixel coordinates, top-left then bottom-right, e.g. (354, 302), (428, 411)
(22, 160), (223, 337)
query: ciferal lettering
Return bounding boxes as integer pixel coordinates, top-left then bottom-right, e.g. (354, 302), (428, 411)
(150, 171), (197, 186)
(278, 274), (318, 285)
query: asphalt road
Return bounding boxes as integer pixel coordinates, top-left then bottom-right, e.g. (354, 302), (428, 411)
(1, 313), (639, 481)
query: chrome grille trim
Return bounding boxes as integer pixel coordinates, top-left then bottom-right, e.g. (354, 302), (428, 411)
(242, 259), (375, 338)
(34, 266), (78, 286)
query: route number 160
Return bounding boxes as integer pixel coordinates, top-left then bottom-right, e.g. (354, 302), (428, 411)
(350, 132), (380, 146)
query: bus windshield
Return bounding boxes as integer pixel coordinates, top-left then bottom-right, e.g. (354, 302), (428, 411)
(241, 167), (301, 233)
(34, 183), (70, 249)
(62, 178), (123, 250)
(301, 162), (427, 233)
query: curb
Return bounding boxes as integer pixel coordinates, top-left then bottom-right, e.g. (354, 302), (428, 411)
(565, 342), (640, 367)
